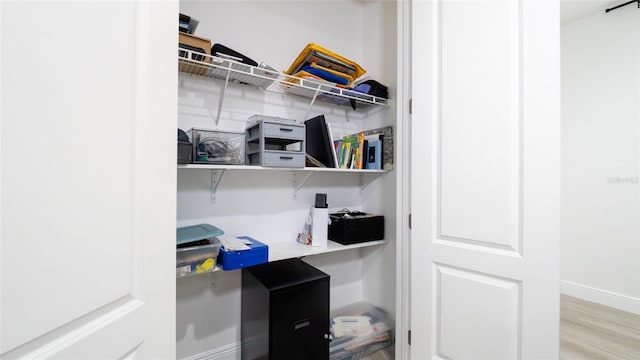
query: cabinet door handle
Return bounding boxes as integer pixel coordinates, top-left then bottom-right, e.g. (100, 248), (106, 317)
(279, 128), (293, 132)
(294, 319), (311, 330)
(280, 156), (293, 160)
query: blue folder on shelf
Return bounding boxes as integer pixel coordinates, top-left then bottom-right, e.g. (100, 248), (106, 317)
(217, 236), (269, 271)
(300, 64), (350, 85)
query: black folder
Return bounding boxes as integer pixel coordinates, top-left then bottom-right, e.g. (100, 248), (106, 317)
(304, 115), (336, 168)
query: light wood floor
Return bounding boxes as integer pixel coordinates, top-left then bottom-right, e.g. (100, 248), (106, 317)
(561, 294), (640, 360)
(361, 295), (639, 360)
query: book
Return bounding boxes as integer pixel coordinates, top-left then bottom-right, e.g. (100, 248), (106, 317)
(341, 132), (365, 169)
(366, 140), (382, 170)
(355, 132), (365, 169)
(326, 122), (339, 169)
(334, 139), (343, 162)
(362, 139), (369, 169)
(341, 133), (359, 169)
(362, 126), (393, 170)
(338, 140), (350, 168)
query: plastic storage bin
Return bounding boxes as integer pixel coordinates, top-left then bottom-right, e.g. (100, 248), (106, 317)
(176, 223), (224, 276)
(177, 223), (224, 245)
(188, 128), (245, 164)
(176, 240), (221, 276)
(329, 301), (394, 360)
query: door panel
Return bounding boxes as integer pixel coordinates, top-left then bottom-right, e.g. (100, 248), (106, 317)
(440, 0), (521, 252)
(436, 265), (520, 359)
(411, 0), (560, 359)
(1, 1), (177, 358)
(1, 3), (136, 348)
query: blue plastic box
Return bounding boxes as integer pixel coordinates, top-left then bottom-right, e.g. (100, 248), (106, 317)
(217, 236), (269, 270)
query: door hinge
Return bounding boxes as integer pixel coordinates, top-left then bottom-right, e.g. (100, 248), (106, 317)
(409, 213), (412, 229)
(409, 98), (412, 114)
(408, 330), (412, 346)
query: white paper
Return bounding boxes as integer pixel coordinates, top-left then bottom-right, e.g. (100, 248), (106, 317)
(332, 316), (373, 337)
(219, 236), (251, 251)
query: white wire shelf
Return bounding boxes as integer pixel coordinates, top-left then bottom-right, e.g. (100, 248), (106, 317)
(178, 49), (389, 109)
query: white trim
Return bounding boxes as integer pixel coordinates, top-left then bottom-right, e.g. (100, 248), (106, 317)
(397, 1), (412, 359)
(180, 342), (242, 360)
(561, 280), (640, 315)
(0, 0), (3, 355)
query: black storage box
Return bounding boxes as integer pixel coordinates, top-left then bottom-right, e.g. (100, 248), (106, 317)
(177, 129), (192, 164)
(328, 212), (384, 245)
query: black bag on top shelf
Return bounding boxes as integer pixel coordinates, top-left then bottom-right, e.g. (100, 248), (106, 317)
(349, 79), (389, 110)
(211, 44), (258, 67)
(353, 79), (388, 99)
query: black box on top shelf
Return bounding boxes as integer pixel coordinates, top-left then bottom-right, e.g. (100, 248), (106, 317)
(328, 212), (384, 245)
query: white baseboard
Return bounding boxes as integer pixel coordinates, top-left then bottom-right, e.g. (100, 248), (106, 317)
(180, 341), (242, 360)
(561, 280), (640, 315)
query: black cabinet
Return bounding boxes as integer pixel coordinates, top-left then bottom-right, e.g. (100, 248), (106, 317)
(241, 258), (330, 360)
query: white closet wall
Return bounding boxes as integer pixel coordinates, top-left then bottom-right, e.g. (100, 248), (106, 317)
(176, 1), (399, 358)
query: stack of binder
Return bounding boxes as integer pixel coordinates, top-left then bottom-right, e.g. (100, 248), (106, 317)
(284, 43), (366, 88)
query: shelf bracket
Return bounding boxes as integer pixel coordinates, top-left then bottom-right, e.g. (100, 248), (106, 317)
(303, 87), (322, 121)
(210, 169), (226, 203)
(214, 64), (233, 126)
(293, 171), (314, 199)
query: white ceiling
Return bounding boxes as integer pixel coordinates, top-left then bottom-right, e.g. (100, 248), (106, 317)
(561, 0), (623, 24)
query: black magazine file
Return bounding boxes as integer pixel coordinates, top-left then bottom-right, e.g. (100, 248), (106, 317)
(304, 115), (336, 168)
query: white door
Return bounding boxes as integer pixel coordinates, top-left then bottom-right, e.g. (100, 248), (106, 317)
(410, 0), (560, 359)
(1, 1), (177, 358)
